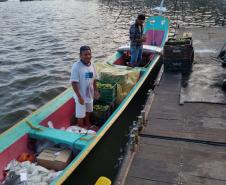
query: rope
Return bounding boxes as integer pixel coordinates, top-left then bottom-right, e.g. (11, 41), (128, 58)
(114, 6), (124, 24)
(25, 120), (43, 131)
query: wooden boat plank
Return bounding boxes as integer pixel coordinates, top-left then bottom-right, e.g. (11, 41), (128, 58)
(0, 88), (73, 153)
(117, 45), (163, 54)
(0, 123), (30, 153)
(29, 126), (88, 149)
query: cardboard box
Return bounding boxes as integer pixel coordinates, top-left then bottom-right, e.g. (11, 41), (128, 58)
(37, 147), (72, 171)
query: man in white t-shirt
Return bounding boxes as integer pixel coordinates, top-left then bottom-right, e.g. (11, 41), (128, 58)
(70, 46), (100, 128)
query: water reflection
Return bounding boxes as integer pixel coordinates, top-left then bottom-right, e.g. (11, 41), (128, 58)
(0, 0), (225, 132)
(100, 0), (226, 27)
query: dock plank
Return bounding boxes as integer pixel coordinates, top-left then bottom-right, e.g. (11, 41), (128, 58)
(125, 176), (173, 185)
(123, 27), (226, 185)
(125, 138), (226, 185)
(142, 72), (226, 143)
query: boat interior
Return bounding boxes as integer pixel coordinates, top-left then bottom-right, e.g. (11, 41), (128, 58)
(1, 47), (153, 180)
(1, 46), (164, 184)
(0, 17), (168, 183)
(113, 50), (155, 67)
(0, 97), (117, 181)
(0, 98), (86, 181)
(113, 29), (165, 67)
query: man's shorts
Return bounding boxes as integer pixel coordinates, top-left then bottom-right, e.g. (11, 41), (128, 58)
(75, 100), (93, 118)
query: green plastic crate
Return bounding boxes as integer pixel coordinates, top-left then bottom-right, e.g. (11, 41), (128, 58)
(97, 81), (117, 103)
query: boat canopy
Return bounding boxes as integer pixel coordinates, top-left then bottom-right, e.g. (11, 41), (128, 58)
(117, 44), (163, 54)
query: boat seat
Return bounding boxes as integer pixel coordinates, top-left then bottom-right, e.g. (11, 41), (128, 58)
(29, 126), (91, 150)
(117, 44), (162, 54)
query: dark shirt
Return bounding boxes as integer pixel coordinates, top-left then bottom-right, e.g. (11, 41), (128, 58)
(129, 23), (144, 47)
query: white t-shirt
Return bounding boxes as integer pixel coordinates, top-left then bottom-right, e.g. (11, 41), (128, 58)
(70, 60), (98, 103)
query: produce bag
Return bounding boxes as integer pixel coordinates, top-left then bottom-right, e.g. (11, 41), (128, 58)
(95, 62), (140, 104)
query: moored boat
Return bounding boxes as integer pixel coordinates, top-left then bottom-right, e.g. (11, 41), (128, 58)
(0, 15), (169, 185)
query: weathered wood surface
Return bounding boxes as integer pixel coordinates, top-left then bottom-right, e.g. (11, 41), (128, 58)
(124, 27), (226, 185)
(125, 137), (226, 185)
(125, 73), (226, 185)
(143, 73), (226, 144)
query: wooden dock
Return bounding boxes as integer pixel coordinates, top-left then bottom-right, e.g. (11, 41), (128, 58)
(122, 27), (226, 185)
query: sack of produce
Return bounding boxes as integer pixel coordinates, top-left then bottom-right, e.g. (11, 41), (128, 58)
(95, 62), (140, 104)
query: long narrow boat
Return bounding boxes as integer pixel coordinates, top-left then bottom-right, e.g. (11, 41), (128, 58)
(0, 15), (169, 185)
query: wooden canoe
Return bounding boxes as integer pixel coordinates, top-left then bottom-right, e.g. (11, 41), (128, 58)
(0, 15), (169, 185)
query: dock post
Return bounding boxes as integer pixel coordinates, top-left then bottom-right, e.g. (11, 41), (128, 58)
(141, 110), (146, 126)
(137, 115), (143, 132)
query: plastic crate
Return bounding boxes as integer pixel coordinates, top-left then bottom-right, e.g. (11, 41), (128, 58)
(92, 104), (111, 126)
(165, 38), (192, 46)
(97, 81), (117, 103)
(164, 59), (193, 73)
(164, 45), (194, 60)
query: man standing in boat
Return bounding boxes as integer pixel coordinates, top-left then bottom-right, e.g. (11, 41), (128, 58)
(129, 14), (146, 67)
(70, 46), (100, 128)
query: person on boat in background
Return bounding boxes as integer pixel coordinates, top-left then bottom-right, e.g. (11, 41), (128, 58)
(129, 14), (146, 67)
(70, 46), (100, 128)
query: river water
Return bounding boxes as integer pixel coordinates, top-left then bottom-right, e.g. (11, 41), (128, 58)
(0, 0), (225, 132)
